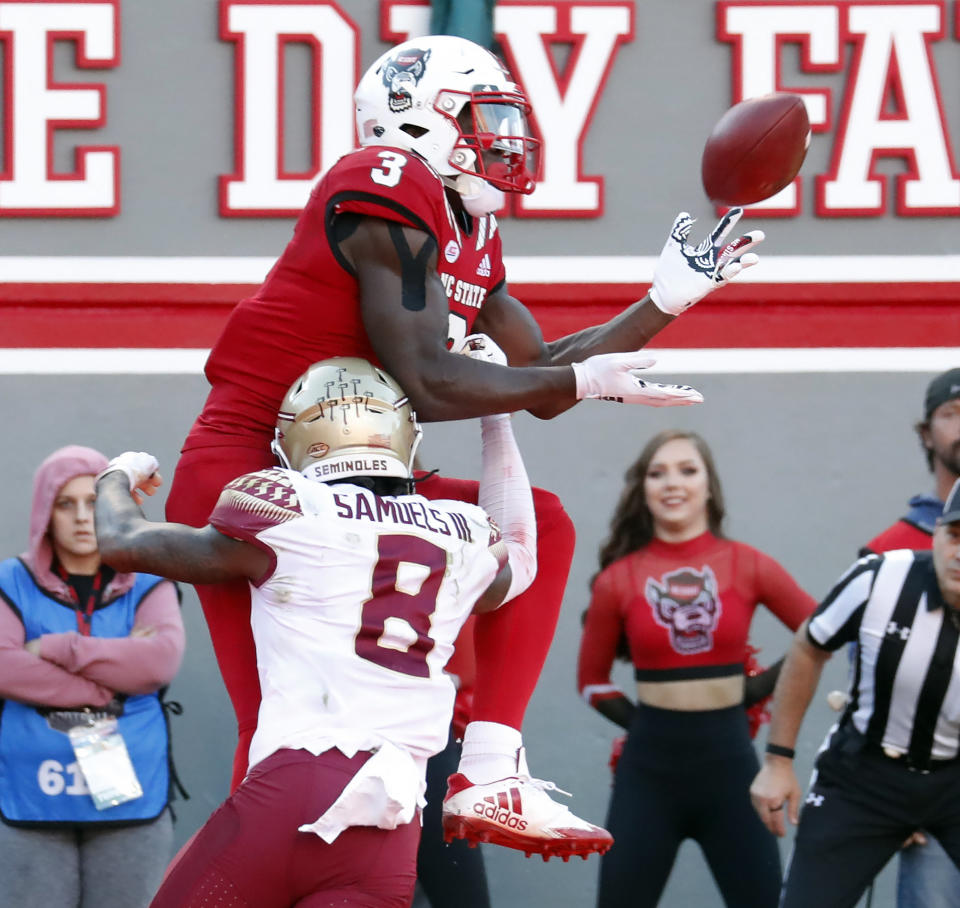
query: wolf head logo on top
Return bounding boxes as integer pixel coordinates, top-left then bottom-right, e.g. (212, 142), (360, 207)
(645, 566), (721, 655)
(381, 47), (431, 114)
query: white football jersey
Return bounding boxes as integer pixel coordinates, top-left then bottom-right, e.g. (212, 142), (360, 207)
(209, 468), (504, 774)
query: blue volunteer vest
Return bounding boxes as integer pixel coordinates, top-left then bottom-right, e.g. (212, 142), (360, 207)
(0, 558), (170, 825)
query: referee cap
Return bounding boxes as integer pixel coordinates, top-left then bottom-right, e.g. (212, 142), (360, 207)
(941, 478), (960, 526)
(924, 368), (960, 420)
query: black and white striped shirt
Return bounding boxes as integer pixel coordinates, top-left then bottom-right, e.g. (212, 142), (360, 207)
(808, 549), (960, 766)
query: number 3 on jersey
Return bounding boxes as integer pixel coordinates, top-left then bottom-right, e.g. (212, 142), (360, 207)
(355, 534), (446, 677)
(370, 151), (408, 188)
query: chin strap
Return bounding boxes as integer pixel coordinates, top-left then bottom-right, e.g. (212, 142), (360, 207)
(270, 430), (291, 469)
(455, 172), (505, 216)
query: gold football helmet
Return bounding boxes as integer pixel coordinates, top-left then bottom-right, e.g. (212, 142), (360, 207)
(271, 357), (422, 483)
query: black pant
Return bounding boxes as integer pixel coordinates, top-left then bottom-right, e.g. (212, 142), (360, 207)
(415, 728), (490, 908)
(781, 736), (960, 908)
(597, 703), (782, 908)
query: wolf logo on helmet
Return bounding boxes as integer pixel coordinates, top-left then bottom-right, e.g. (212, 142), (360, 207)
(271, 357), (422, 484)
(382, 47), (431, 114)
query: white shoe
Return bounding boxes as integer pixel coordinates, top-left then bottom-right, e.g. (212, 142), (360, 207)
(441, 752), (613, 861)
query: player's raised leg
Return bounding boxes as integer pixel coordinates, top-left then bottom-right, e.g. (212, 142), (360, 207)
(418, 475), (612, 859)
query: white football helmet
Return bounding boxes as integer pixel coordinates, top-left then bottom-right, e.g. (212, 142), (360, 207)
(355, 35), (540, 194)
(272, 358), (422, 484)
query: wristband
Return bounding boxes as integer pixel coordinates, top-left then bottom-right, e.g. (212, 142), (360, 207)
(765, 743), (795, 759)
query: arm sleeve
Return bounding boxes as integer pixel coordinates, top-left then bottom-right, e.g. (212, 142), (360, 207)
(36, 581), (185, 694)
(577, 569), (629, 707)
(754, 551), (818, 631)
(806, 557), (879, 651)
(0, 599), (115, 708)
(477, 414), (536, 603)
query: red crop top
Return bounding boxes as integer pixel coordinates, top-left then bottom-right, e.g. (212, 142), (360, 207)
(577, 532), (815, 707)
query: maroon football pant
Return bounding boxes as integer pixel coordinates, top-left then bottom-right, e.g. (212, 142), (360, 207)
(150, 747), (419, 908)
(166, 446), (575, 791)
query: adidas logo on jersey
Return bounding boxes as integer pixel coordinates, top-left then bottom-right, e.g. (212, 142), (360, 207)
(471, 788), (528, 830)
(476, 254), (491, 278)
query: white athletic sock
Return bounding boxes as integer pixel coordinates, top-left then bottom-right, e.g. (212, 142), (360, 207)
(457, 721), (524, 783)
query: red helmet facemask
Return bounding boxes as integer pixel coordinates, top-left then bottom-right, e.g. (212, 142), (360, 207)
(436, 89), (541, 194)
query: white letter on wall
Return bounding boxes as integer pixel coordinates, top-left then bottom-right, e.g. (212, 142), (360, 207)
(719, 2), (840, 214)
(220, 0), (358, 216)
(0, 0), (119, 215)
(818, 2), (959, 215)
(498, 3), (632, 217)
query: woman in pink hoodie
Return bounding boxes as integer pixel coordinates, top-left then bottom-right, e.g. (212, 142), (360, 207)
(0, 446), (184, 908)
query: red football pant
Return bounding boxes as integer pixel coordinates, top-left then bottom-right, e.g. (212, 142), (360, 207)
(166, 448), (575, 791)
(150, 747), (419, 908)
(413, 473), (575, 730)
(166, 445), (271, 788)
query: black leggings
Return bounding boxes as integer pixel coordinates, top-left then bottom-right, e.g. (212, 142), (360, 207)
(597, 703), (781, 908)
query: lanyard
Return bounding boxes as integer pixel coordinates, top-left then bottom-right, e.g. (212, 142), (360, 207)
(55, 565), (103, 637)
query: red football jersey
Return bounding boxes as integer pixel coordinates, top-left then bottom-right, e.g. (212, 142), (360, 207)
(577, 532), (815, 705)
(188, 146), (507, 451)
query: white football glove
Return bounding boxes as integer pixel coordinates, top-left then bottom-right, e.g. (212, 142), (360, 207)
(650, 208), (764, 316)
(453, 333), (508, 366)
(96, 452), (161, 504)
(571, 353), (703, 407)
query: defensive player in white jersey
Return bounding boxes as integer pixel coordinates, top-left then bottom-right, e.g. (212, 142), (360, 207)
(93, 352), (610, 907)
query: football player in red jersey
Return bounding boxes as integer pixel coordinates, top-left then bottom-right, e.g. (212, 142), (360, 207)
(165, 34), (765, 859)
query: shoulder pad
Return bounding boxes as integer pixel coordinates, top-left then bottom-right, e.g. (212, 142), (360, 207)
(212, 469), (303, 537)
(324, 146), (449, 236)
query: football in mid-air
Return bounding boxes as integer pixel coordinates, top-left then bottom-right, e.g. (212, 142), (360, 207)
(701, 92), (811, 206)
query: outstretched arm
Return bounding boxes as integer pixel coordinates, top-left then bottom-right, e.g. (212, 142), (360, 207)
(475, 208), (762, 417)
(474, 289), (678, 419)
(547, 207), (763, 363)
(95, 468), (268, 584)
(457, 336), (537, 614)
(338, 216), (701, 421)
(342, 215), (573, 421)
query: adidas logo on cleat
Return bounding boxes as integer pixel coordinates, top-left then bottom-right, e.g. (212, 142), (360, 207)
(442, 767), (613, 859)
(473, 791), (528, 830)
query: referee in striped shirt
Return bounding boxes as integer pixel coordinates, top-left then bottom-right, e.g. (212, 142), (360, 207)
(750, 477), (960, 908)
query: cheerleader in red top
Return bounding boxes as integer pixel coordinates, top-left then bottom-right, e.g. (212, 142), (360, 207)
(577, 430), (816, 908)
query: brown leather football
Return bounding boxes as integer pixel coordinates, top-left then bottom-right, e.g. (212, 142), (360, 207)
(701, 93), (811, 206)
